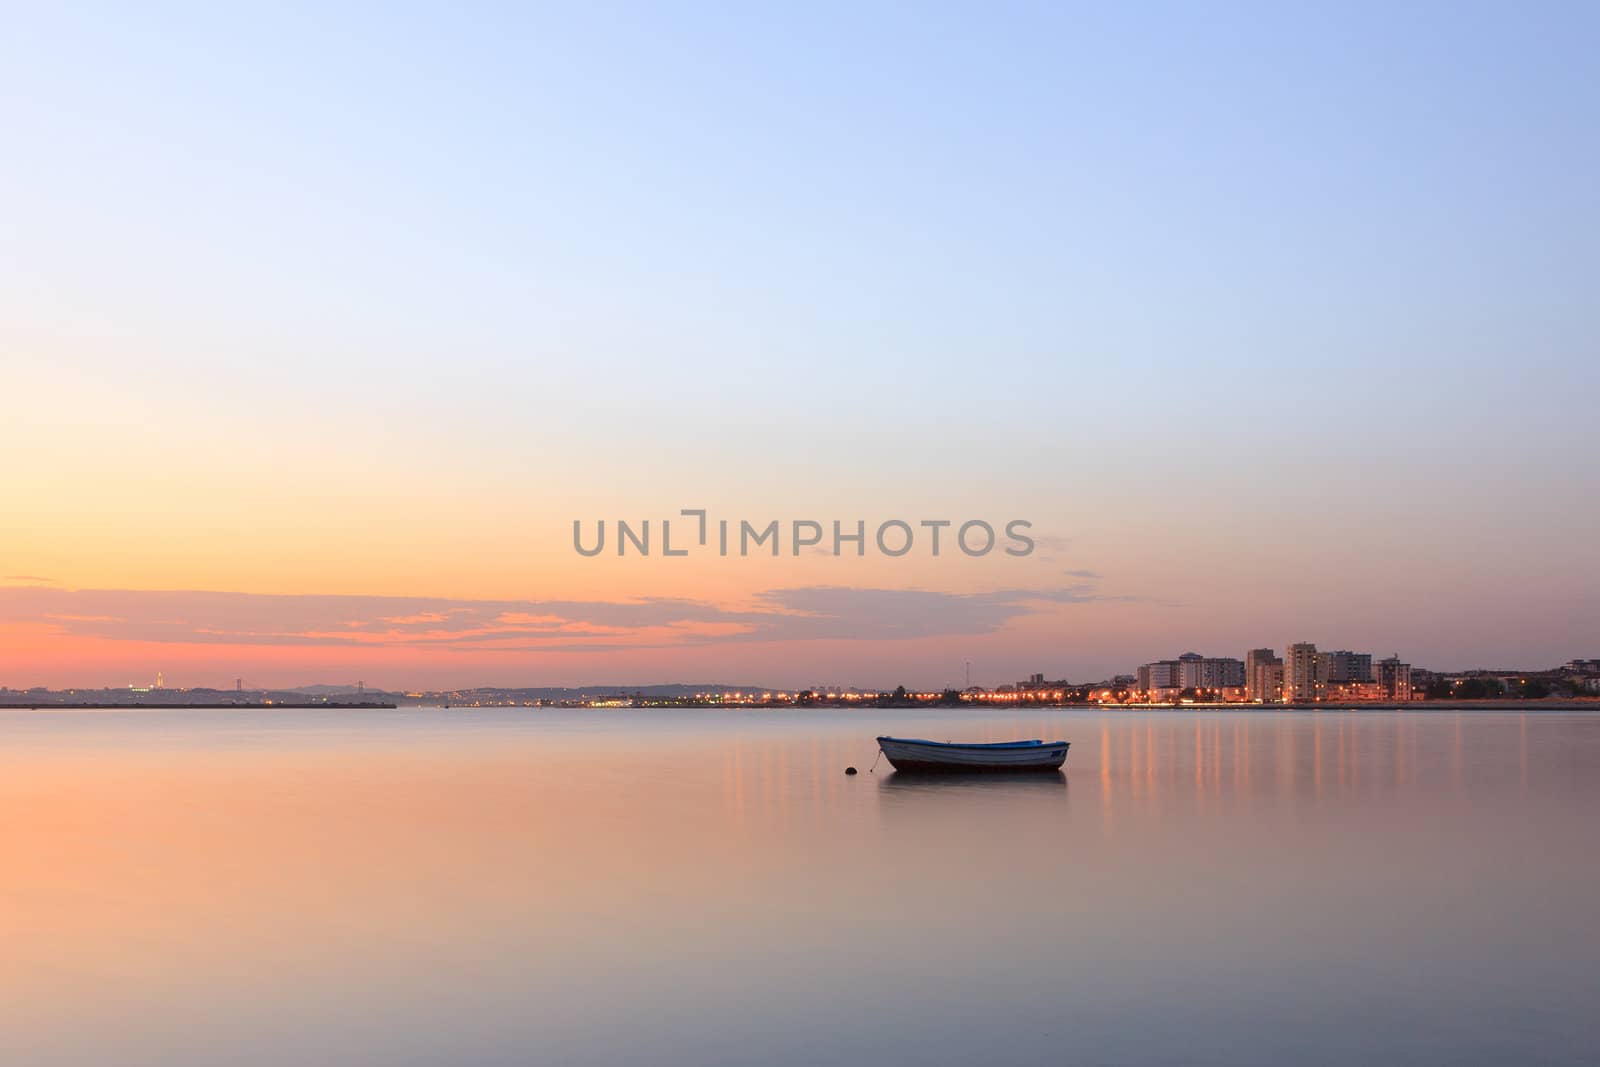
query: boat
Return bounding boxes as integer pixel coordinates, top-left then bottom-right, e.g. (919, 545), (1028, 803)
(875, 735), (1069, 773)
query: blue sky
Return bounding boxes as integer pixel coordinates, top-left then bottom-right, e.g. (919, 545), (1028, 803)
(2, 2), (1597, 685)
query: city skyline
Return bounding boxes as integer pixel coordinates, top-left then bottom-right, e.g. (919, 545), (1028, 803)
(1, 574), (1592, 693)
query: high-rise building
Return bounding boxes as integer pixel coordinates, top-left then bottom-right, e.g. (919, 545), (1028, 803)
(1376, 655), (1413, 701)
(1174, 652), (1245, 689)
(1141, 653), (1243, 696)
(1207, 657), (1246, 688)
(1323, 651), (1373, 683)
(1145, 661), (1180, 690)
(1284, 642), (1324, 702)
(1246, 648), (1283, 702)
(1259, 660), (1285, 702)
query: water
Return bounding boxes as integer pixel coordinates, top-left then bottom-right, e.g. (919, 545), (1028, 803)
(2, 707), (1596, 1065)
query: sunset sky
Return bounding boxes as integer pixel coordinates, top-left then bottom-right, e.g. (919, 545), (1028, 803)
(3, 3), (1597, 689)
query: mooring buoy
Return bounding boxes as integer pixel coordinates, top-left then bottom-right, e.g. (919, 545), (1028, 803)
(845, 766), (858, 775)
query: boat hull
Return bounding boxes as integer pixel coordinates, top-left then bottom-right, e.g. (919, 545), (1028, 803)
(876, 736), (1069, 773)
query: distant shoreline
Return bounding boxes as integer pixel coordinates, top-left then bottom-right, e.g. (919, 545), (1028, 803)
(2, 700), (1594, 713)
(1093, 700), (1600, 712)
(0, 701), (399, 710)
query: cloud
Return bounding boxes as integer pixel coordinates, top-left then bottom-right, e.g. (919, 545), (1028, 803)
(4, 575), (58, 585)
(1028, 535), (1073, 561)
(742, 584), (1124, 642)
(0, 580), (1130, 653)
(1062, 569), (1102, 579)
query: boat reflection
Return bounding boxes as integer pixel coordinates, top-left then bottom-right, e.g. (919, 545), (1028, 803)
(877, 768), (1067, 792)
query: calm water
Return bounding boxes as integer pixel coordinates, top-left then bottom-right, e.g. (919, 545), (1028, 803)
(2, 707), (1597, 1065)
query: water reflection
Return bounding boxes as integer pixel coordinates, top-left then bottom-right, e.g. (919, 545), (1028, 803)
(0, 707), (1596, 1066)
(1077, 708), (1530, 801)
(877, 769), (1067, 792)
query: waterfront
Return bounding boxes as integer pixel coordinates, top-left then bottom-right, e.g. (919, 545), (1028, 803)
(2, 707), (1597, 1065)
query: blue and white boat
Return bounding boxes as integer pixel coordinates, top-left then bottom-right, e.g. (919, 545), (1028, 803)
(876, 735), (1069, 773)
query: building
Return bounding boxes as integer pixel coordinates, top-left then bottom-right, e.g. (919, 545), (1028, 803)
(1325, 680), (1388, 701)
(1143, 661), (1180, 695)
(1283, 642), (1324, 702)
(1176, 652), (1204, 688)
(1323, 650), (1373, 683)
(1212, 658), (1246, 688)
(1016, 673), (1068, 696)
(1376, 655), (1413, 701)
(1256, 661), (1284, 703)
(1136, 654), (1243, 700)
(1174, 652), (1245, 690)
(1245, 648), (1282, 702)
(1136, 660), (1182, 700)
